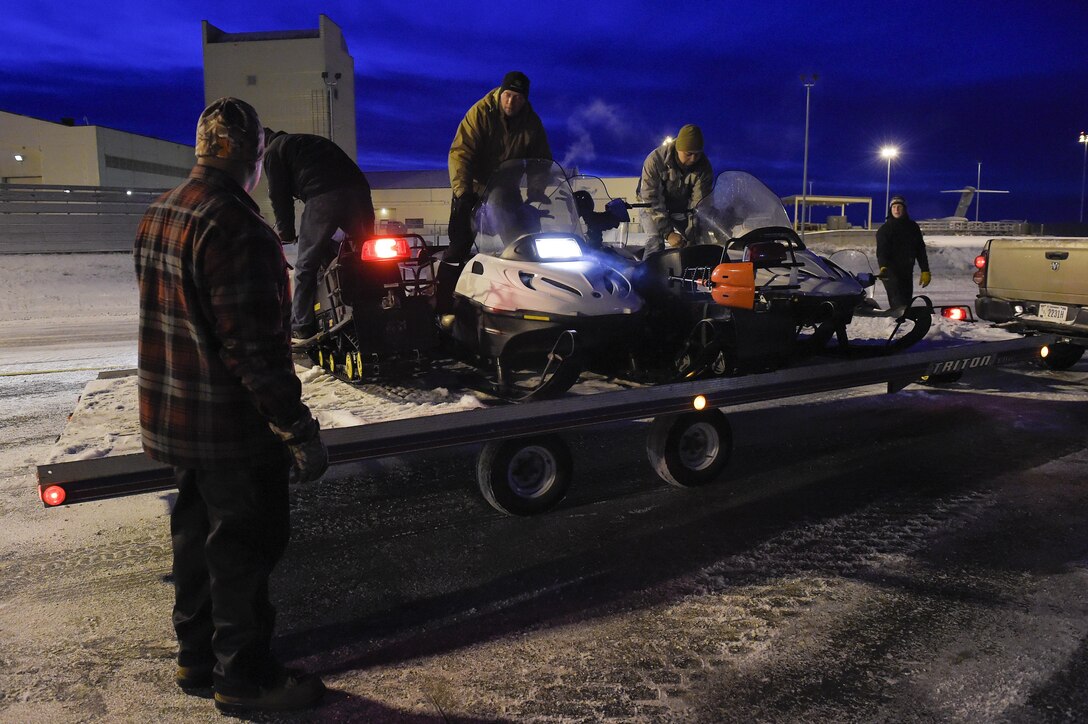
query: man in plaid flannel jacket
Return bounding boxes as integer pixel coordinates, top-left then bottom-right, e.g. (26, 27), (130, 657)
(134, 97), (327, 714)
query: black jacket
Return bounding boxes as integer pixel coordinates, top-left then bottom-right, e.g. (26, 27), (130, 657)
(876, 204), (929, 274)
(262, 131), (371, 240)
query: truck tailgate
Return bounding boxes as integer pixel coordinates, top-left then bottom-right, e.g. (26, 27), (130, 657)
(985, 238), (1088, 306)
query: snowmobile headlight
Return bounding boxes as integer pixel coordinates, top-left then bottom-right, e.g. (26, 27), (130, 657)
(533, 236), (583, 260)
(360, 237), (410, 261)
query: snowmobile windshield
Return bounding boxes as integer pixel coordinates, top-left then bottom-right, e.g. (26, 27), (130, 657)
(693, 171), (796, 246)
(569, 175), (634, 248)
(474, 159), (583, 254)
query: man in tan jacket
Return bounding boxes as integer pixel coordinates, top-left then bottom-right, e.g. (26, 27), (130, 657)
(439, 71), (552, 312)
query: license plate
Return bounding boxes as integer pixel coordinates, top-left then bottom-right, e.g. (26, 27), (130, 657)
(1038, 303), (1070, 323)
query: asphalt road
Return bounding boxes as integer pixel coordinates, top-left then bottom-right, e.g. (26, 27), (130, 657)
(2, 329), (1087, 722)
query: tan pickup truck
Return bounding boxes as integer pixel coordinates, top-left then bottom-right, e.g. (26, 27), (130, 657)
(974, 237), (1087, 369)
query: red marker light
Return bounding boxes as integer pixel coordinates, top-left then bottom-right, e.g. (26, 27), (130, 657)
(942, 306), (968, 321)
(974, 255), (987, 269)
(360, 237), (410, 261)
(41, 485), (66, 506)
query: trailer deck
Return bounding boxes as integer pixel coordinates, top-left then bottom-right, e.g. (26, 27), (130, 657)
(37, 335), (1051, 514)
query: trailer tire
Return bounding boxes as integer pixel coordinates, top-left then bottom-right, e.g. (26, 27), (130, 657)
(647, 410), (732, 488)
(1040, 342), (1085, 371)
(477, 435), (572, 516)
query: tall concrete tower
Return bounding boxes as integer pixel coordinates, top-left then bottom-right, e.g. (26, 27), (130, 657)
(201, 15), (357, 162)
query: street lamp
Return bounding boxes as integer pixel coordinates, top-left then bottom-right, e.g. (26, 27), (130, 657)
(880, 145), (899, 213)
(799, 74), (817, 236)
(1079, 131), (1088, 223)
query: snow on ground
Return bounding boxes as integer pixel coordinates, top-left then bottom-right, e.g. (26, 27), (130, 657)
(1, 237), (1019, 467)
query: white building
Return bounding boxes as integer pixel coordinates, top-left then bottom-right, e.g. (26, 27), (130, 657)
(0, 109), (192, 189)
(202, 15), (357, 162)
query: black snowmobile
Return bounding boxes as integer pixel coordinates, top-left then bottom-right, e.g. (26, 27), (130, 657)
(296, 159), (645, 400)
(571, 171), (932, 381)
(300, 232), (441, 381)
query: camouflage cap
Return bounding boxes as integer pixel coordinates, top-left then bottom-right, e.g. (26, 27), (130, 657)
(195, 97), (264, 161)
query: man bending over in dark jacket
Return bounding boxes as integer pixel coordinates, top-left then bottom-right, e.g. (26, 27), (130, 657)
(262, 129), (375, 341)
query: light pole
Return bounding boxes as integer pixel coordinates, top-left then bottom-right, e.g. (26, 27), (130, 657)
(321, 71), (342, 143)
(976, 161), (982, 222)
(799, 74), (817, 237)
(880, 145), (899, 213)
(1079, 132), (1088, 223)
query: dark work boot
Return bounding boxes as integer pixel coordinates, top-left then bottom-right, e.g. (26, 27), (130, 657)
(214, 668), (326, 714)
(176, 663), (214, 692)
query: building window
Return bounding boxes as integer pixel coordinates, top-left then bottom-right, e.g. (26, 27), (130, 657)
(104, 155), (190, 178)
(405, 218), (424, 229)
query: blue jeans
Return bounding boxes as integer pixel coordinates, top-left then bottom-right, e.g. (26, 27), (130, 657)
(292, 185), (374, 333)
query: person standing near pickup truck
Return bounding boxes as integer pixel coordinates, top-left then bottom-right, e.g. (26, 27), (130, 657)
(876, 195), (931, 313)
(134, 97), (328, 715)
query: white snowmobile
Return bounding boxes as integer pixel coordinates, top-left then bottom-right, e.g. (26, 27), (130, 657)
(436, 159), (645, 398)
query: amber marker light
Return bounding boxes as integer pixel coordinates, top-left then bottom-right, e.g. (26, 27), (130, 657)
(41, 485), (66, 506)
(1041, 345), (1051, 359)
(693, 395), (707, 411)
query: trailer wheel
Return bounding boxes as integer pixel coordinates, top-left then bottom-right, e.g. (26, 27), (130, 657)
(477, 435), (572, 516)
(647, 410), (732, 488)
(1040, 342), (1085, 371)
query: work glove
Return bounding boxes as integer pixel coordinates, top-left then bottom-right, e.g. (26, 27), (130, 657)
(269, 409), (328, 484)
(279, 231), (297, 245)
(666, 231), (686, 248)
(920, 270), (931, 288)
(451, 191), (478, 218)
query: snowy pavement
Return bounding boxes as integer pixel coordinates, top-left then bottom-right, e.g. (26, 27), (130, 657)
(3, 243), (1088, 722)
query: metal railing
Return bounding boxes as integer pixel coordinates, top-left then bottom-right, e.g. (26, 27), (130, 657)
(916, 219), (1029, 235)
(0, 183), (168, 254)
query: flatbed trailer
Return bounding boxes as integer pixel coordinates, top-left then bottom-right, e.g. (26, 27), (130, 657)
(37, 335), (1051, 515)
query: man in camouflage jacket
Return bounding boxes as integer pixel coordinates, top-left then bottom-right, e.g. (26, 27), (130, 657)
(638, 124), (713, 256)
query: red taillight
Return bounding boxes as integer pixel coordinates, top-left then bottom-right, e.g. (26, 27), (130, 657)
(360, 237), (410, 261)
(973, 252), (988, 286)
(941, 306), (970, 321)
(41, 485), (66, 506)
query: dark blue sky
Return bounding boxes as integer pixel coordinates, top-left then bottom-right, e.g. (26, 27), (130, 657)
(3, 1), (1087, 223)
